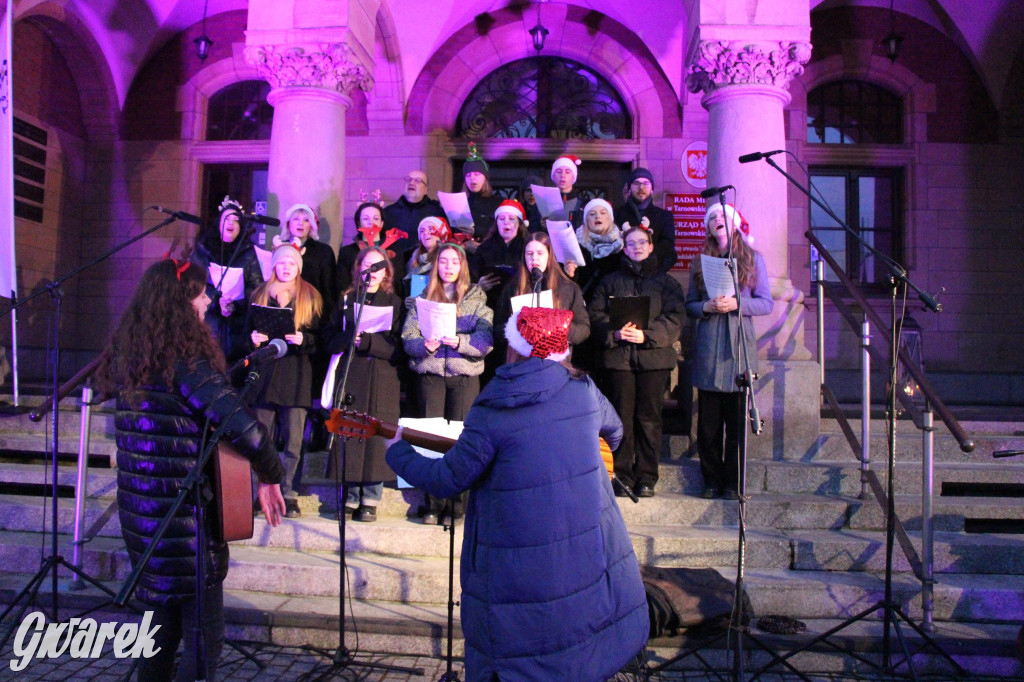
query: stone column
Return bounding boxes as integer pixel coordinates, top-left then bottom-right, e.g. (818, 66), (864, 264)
(688, 40), (819, 462)
(245, 42), (373, 252)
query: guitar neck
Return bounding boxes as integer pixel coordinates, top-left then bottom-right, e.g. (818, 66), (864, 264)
(375, 420), (457, 453)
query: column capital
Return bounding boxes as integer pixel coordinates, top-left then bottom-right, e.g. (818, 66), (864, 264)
(686, 40), (811, 95)
(244, 42), (374, 96)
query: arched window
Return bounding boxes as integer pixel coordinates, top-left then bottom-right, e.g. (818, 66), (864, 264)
(456, 57), (631, 139)
(807, 80), (902, 144)
(205, 80), (273, 141)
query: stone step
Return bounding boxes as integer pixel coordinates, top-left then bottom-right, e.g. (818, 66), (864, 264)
(763, 459), (1024, 496)
(0, 527), (1021, 628)
(3, 492), (1024, 579)
(2, 574), (1020, 676)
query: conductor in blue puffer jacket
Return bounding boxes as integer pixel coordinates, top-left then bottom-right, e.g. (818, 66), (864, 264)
(386, 306), (649, 681)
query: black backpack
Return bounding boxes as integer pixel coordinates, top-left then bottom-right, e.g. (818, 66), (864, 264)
(642, 566), (753, 638)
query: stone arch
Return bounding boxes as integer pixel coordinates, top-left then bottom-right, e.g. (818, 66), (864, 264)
(365, 1), (406, 135)
(794, 55), (936, 144)
(179, 51), (264, 143)
(17, 4), (120, 141)
(405, 5), (680, 138)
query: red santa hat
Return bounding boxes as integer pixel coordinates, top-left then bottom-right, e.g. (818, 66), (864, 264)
(284, 203), (320, 240)
(505, 307), (574, 362)
(494, 199), (528, 228)
(705, 202), (753, 245)
(550, 155), (582, 184)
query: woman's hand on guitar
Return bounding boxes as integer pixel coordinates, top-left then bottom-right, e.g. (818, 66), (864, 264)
(384, 426), (404, 451)
(258, 483), (286, 527)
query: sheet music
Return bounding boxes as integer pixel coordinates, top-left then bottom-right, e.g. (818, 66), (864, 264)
(395, 418), (465, 488)
(207, 264), (245, 303)
(700, 255), (737, 299)
(354, 304), (394, 335)
(415, 298), (458, 340)
(437, 191), (474, 232)
(546, 220), (586, 267)
(253, 246), (273, 281)
(510, 289), (554, 314)
(531, 184), (567, 221)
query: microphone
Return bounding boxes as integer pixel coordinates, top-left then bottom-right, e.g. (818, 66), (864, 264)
(362, 260), (387, 280)
(238, 211), (281, 227)
(700, 185), (734, 199)
(230, 338), (287, 372)
(152, 206), (203, 225)
(530, 267), (543, 282)
(738, 150), (785, 164)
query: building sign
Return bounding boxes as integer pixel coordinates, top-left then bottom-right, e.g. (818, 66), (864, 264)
(666, 192), (707, 271)
(681, 140), (707, 190)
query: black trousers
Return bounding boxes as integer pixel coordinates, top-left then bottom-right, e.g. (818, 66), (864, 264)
(418, 374), (479, 516)
(604, 369), (670, 488)
(696, 389), (746, 492)
(137, 582), (224, 682)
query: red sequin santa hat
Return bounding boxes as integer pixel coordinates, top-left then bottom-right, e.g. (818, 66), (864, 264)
(550, 155), (582, 184)
(505, 307), (574, 362)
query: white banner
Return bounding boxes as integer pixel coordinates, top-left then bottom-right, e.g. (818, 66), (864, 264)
(0, 3), (15, 298)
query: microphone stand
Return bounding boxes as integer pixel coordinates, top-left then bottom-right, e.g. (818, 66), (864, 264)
(743, 156), (962, 678)
(0, 213), (181, 647)
(306, 266), (421, 677)
(646, 190), (805, 681)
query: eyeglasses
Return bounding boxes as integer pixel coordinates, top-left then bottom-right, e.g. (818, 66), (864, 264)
(631, 180), (652, 188)
(403, 177), (426, 185)
(624, 240), (651, 249)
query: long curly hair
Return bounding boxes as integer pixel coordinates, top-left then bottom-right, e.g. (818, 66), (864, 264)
(95, 259), (225, 401)
(510, 232), (569, 309)
(693, 206), (758, 292)
(424, 244), (471, 304)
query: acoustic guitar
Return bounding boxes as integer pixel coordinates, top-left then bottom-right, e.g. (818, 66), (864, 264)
(210, 441), (254, 542)
(325, 409), (635, 501)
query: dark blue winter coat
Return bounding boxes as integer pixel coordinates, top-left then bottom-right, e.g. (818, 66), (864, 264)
(387, 357), (649, 681)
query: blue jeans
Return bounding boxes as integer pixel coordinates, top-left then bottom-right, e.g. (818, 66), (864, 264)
(345, 482), (384, 509)
(136, 582), (224, 682)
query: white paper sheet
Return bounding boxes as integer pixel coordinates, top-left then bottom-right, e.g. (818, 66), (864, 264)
(510, 289), (554, 314)
(437, 191), (474, 232)
(395, 418), (465, 488)
(253, 246), (273, 281)
(354, 304), (394, 335)
(207, 264), (245, 303)
(700, 255), (737, 299)
(531, 184), (567, 221)
(545, 220), (586, 267)
(415, 298), (458, 340)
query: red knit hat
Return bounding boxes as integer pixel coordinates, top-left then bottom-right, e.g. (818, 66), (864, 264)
(505, 307), (573, 362)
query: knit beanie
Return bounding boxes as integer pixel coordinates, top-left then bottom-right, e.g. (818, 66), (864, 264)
(462, 141), (490, 179)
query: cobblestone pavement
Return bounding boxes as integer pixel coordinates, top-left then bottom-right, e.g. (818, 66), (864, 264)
(0, 641), (1000, 682)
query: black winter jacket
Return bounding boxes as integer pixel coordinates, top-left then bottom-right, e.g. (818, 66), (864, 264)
(115, 359), (284, 606)
(588, 255), (685, 371)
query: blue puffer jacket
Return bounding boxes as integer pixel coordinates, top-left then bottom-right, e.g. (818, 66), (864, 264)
(115, 359), (284, 606)
(387, 358), (649, 681)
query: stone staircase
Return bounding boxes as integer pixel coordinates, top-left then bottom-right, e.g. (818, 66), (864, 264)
(0, 394), (1023, 676)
